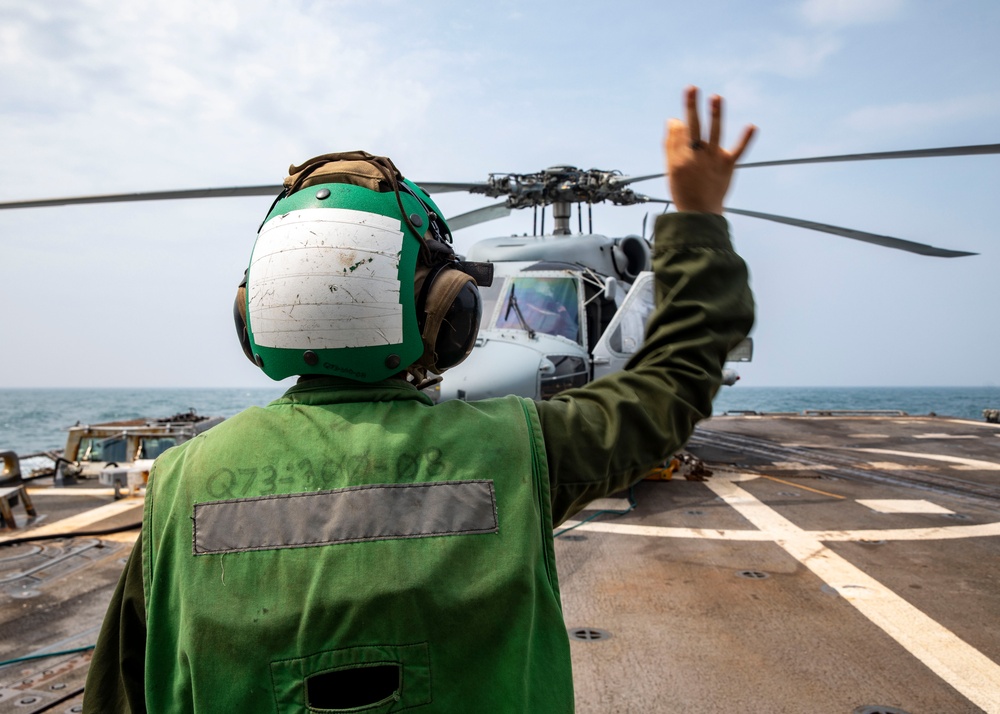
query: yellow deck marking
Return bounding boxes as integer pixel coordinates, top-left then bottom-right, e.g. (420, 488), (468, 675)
(760, 474), (846, 499)
(0, 499), (143, 545)
(849, 447), (1000, 471)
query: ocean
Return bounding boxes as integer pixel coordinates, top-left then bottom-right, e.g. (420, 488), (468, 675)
(1, 385), (998, 465)
(0, 387), (285, 461)
(712, 385), (1000, 421)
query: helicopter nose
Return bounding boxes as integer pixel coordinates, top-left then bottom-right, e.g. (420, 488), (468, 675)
(436, 339), (549, 402)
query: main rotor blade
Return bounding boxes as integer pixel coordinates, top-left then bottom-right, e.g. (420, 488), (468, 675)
(633, 193), (672, 206)
(416, 181), (490, 194)
(610, 142), (1000, 183)
(447, 202), (512, 231)
(0, 179), (489, 210)
(738, 143), (1000, 169)
(0, 185), (283, 210)
(723, 206), (977, 258)
(611, 173), (664, 186)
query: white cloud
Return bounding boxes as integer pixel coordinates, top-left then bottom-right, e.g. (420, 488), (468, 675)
(843, 95), (1000, 137)
(799, 0), (906, 28)
(742, 35), (842, 78)
(0, 0), (460, 194)
(678, 33), (842, 86)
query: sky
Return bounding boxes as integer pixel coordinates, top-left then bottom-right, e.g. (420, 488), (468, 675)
(1, 0), (998, 388)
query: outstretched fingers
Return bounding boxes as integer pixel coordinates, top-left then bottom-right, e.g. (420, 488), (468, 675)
(665, 86), (758, 214)
(690, 89), (755, 161)
(709, 94), (755, 161)
(730, 123), (757, 163)
(708, 95), (721, 149)
(685, 86), (701, 146)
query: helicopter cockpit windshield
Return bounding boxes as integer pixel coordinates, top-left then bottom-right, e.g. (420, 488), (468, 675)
(495, 276), (581, 343)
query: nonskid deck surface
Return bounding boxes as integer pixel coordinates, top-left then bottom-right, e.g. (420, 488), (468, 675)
(0, 414), (998, 713)
(0, 485), (140, 713)
(559, 414), (1000, 713)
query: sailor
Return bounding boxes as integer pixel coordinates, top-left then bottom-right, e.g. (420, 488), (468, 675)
(83, 86), (755, 713)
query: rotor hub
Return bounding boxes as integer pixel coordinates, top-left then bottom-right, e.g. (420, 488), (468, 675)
(472, 166), (644, 209)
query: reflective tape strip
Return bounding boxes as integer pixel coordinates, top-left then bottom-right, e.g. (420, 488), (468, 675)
(193, 480), (497, 555)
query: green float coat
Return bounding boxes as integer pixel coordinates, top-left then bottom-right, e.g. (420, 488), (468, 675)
(142, 379), (574, 713)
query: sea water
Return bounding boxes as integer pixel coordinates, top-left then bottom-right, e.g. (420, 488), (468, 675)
(712, 385), (1000, 422)
(0, 387), (284, 459)
(1, 385), (998, 461)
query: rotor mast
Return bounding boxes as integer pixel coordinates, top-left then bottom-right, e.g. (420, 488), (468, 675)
(552, 201), (572, 235)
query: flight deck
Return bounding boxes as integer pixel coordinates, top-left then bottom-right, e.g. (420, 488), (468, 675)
(560, 413), (1000, 713)
(0, 413), (998, 713)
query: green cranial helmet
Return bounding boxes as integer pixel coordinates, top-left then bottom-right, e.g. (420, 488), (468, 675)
(234, 152), (491, 384)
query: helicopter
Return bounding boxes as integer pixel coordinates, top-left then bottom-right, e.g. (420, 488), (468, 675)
(1, 142), (996, 401)
(408, 164), (747, 402)
(399, 148), (993, 402)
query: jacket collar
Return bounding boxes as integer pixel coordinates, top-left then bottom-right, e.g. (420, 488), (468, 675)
(275, 375), (435, 407)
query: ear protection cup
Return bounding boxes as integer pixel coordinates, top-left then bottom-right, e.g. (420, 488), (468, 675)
(416, 266), (481, 372)
(233, 276), (255, 365)
(432, 278), (482, 370)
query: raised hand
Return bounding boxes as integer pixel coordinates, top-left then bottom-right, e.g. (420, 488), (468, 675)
(665, 86), (756, 214)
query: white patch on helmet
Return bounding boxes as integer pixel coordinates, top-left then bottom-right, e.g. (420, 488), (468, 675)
(248, 208), (404, 349)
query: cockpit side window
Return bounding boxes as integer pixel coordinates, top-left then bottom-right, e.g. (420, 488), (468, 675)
(494, 277), (581, 343)
(607, 278), (653, 355)
(583, 281), (618, 354)
(477, 281), (505, 336)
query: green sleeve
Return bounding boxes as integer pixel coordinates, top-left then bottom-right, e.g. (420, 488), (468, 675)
(536, 212), (755, 525)
(83, 533), (148, 714)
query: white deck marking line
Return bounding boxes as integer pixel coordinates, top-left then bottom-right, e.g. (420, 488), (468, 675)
(847, 448), (1000, 471)
(705, 475), (1000, 713)
(857, 499), (954, 515)
(813, 522), (1000, 541)
(0, 499), (143, 544)
(560, 474), (1000, 710)
(580, 498), (632, 512)
(941, 418), (1000, 429)
(558, 521), (776, 540)
(867, 462), (916, 471)
(28, 487), (127, 497)
(559, 518), (1000, 542)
